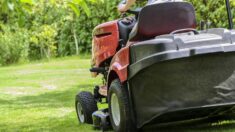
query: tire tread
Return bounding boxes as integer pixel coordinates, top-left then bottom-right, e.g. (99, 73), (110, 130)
(76, 91), (98, 124)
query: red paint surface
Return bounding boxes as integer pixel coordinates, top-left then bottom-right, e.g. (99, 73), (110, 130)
(92, 20), (137, 83)
(109, 46), (130, 83)
(92, 20), (119, 67)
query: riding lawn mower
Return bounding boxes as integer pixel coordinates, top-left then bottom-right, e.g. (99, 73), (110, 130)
(76, 0), (235, 131)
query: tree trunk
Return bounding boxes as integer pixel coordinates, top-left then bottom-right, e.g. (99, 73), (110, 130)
(73, 29), (79, 55)
(40, 45), (43, 59)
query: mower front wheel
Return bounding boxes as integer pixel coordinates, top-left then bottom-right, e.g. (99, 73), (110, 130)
(108, 79), (136, 132)
(75, 91), (98, 124)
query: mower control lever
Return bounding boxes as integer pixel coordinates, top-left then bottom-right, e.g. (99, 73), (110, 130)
(90, 67), (106, 73)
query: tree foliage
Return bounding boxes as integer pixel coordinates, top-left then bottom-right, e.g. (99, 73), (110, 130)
(0, 24), (29, 65)
(0, 0), (234, 65)
(189, 0), (235, 28)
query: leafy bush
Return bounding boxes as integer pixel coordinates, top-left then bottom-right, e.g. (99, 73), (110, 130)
(0, 24), (29, 65)
(29, 24), (58, 60)
(57, 0), (120, 55)
(57, 15), (78, 56)
(188, 0), (235, 28)
(0, 0), (234, 65)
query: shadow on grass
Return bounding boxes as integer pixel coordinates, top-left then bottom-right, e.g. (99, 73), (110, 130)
(0, 84), (94, 131)
(0, 98), (10, 104)
(11, 84), (94, 108)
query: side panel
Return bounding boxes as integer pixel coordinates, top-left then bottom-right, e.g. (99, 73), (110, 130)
(92, 20), (119, 67)
(129, 52), (235, 128)
(108, 46), (130, 86)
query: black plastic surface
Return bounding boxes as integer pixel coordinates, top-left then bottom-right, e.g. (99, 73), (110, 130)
(129, 29), (235, 78)
(129, 53), (235, 128)
(128, 29), (235, 128)
(118, 19), (136, 45)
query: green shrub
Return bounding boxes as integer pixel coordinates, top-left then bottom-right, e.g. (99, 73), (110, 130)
(57, 15), (77, 56)
(188, 0), (235, 28)
(29, 24), (58, 60)
(0, 0), (234, 65)
(57, 0), (120, 55)
(0, 24), (29, 65)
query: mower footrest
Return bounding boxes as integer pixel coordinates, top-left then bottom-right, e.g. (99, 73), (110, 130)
(92, 109), (111, 131)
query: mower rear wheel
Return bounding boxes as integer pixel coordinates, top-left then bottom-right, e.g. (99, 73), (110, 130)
(108, 79), (135, 132)
(75, 91), (98, 124)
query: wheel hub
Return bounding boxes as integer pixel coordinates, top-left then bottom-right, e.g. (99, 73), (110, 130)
(111, 93), (121, 126)
(77, 102), (85, 123)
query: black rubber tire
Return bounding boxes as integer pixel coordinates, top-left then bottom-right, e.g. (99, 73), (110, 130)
(75, 91), (98, 124)
(108, 79), (136, 132)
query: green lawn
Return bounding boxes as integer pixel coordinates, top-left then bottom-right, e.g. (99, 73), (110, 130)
(0, 56), (235, 132)
(0, 56), (100, 132)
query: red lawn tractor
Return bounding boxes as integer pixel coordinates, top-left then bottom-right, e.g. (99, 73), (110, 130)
(76, 0), (235, 131)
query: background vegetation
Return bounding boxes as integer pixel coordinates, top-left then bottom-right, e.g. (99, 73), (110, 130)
(0, 0), (234, 66)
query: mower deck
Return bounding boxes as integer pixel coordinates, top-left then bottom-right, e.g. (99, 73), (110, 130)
(127, 29), (235, 128)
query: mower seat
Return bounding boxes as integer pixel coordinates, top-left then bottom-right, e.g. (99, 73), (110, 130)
(129, 2), (197, 41)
